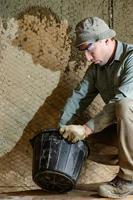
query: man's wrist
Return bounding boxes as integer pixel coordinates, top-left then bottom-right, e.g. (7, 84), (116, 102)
(83, 124), (93, 137)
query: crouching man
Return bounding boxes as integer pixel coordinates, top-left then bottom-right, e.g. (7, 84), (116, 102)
(59, 17), (133, 198)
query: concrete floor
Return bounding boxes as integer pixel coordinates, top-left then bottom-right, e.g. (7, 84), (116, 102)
(1, 184), (133, 200)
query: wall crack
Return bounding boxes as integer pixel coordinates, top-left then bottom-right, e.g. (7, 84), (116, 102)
(108, 0), (114, 28)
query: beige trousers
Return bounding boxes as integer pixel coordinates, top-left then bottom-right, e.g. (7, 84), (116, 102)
(87, 99), (133, 181)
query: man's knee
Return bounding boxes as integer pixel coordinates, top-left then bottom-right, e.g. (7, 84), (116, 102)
(115, 98), (133, 118)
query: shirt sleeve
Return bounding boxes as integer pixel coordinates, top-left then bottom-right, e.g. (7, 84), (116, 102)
(59, 65), (98, 127)
(86, 51), (133, 133)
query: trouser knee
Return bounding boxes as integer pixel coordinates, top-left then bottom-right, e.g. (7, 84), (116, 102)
(115, 99), (133, 119)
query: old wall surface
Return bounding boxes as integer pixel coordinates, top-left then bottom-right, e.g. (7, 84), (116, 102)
(0, 0), (132, 193)
(113, 0), (133, 43)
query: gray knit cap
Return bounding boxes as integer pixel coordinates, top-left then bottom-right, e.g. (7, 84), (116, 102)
(75, 17), (116, 47)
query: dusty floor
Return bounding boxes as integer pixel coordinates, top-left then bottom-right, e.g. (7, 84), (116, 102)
(1, 184), (133, 200)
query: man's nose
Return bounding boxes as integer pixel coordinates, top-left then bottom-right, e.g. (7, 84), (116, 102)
(85, 51), (93, 61)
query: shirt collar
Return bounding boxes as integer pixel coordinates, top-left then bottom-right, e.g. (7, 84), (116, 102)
(113, 40), (123, 61)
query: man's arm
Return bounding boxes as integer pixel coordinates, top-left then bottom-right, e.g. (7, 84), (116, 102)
(59, 65), (98, 127)
(87, 52), (133, 133)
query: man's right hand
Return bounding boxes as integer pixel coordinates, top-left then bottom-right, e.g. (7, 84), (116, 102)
(59, 124), (93, 143)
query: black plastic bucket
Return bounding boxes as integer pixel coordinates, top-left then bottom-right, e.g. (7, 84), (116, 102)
(30, 128), (89, 193)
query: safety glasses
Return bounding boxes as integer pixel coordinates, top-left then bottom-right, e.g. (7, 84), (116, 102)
(77, 43), (95, 52)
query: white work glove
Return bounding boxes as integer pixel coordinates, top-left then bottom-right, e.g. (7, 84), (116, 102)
(59, 125), (86, 143)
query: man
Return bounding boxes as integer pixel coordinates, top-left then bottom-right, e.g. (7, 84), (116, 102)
(59, 17), (133, 198)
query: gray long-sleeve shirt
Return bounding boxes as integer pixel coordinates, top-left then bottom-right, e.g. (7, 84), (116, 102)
(59, 41), (133, 132)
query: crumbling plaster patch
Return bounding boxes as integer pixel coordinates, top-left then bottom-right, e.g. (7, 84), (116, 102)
(0, 15), (62, 192)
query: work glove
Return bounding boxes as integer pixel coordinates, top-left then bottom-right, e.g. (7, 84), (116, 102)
(59, 125), (86, 143)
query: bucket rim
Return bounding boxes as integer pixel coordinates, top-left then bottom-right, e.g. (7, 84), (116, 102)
(33, 169), (75, 192)
(29, 128), (60, 146)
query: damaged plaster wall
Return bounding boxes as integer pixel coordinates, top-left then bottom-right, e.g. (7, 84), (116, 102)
(0, 0), (132, 192)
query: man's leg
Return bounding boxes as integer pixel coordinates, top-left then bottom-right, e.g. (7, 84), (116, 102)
(116, 99), (133, 180)
(98, 99), (133, 198)
(87, 123), (118, 165)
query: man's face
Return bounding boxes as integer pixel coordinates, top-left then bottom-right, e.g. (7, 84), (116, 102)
(78, 39), (110, 66)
